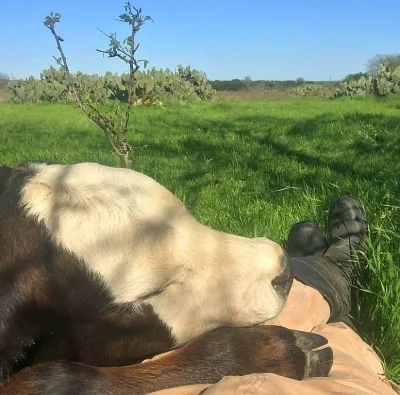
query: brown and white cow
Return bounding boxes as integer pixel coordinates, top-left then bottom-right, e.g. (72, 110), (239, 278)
(0, 162), (333, 394)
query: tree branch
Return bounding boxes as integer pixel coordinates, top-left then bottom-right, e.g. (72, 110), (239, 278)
(43, 4), (153, 169)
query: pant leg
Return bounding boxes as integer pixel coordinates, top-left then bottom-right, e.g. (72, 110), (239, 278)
(264, 279), (331, 331)
(146, 280), (399, 395)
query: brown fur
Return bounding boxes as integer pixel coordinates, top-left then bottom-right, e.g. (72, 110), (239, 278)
(1, 326), (333, 395)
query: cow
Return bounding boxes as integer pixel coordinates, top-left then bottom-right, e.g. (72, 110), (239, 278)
(0, 162), (333, 394)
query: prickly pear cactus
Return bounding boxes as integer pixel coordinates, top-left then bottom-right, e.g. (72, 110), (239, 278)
(295, 83), (330, 97)
(333, 63), (400, 98)
(7, 65), (215, 104)
(392, 66), (400, 84)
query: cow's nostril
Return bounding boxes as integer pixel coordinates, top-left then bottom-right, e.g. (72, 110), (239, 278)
(271, 252), (293, 296)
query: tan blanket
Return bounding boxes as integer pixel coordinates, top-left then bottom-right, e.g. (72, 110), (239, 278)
(144, 280), (400, 395)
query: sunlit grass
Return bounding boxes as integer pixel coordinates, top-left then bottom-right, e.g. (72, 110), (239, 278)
(0, 97), (399, 382)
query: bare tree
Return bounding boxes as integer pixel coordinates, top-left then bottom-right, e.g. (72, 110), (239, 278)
(44, 2), (153, 168)
(366, 53), (400, 76)
(0, 72), (11, 89)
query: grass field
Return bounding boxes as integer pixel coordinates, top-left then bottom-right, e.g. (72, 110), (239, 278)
(0, 97), (399, 383)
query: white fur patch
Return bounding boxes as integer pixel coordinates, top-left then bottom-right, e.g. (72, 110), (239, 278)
(20, 162), (287, 345)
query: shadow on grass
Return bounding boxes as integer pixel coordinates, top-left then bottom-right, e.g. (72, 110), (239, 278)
(143, 111), (399, 192)
(3, 109), (399, 202)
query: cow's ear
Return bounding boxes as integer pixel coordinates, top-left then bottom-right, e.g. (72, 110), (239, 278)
(14, 161), (35, 173)
(0, 165), (13, 196)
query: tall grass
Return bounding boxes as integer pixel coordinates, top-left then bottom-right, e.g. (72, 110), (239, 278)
(0, 97), (399, 382)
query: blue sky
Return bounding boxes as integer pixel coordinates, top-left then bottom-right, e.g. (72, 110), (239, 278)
(1, 0), (399, 81)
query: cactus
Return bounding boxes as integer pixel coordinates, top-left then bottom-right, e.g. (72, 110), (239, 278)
(295, 83), (330, 97)
(7, 65), (215, 104)
(392, 66), (400, 84)
(333, 64), (400, 98)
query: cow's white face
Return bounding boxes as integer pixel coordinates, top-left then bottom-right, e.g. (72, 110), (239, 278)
(146, 233), (292, 344)
(20, 162), (293, 345)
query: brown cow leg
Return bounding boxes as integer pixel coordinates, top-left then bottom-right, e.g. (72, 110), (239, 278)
(0, 325), (333, 395)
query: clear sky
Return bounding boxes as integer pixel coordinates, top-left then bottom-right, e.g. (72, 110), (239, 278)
(1, 0), (398, 81)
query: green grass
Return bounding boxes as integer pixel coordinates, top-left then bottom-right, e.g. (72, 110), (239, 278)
(0, 97), (399, 383)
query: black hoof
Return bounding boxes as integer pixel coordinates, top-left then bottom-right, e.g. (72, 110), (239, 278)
(293, 330), (333, 378)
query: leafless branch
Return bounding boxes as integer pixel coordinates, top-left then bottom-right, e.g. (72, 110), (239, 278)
(43, 4), (153, 169)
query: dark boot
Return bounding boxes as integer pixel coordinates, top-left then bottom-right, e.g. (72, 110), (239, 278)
(286, 221), (328, 258)
(288, 196), (368, 328)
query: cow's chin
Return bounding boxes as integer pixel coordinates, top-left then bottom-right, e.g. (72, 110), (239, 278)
(144, 267), (293, 347)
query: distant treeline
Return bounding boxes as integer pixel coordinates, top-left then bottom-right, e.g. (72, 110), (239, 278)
(208, 79), (336, 92)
